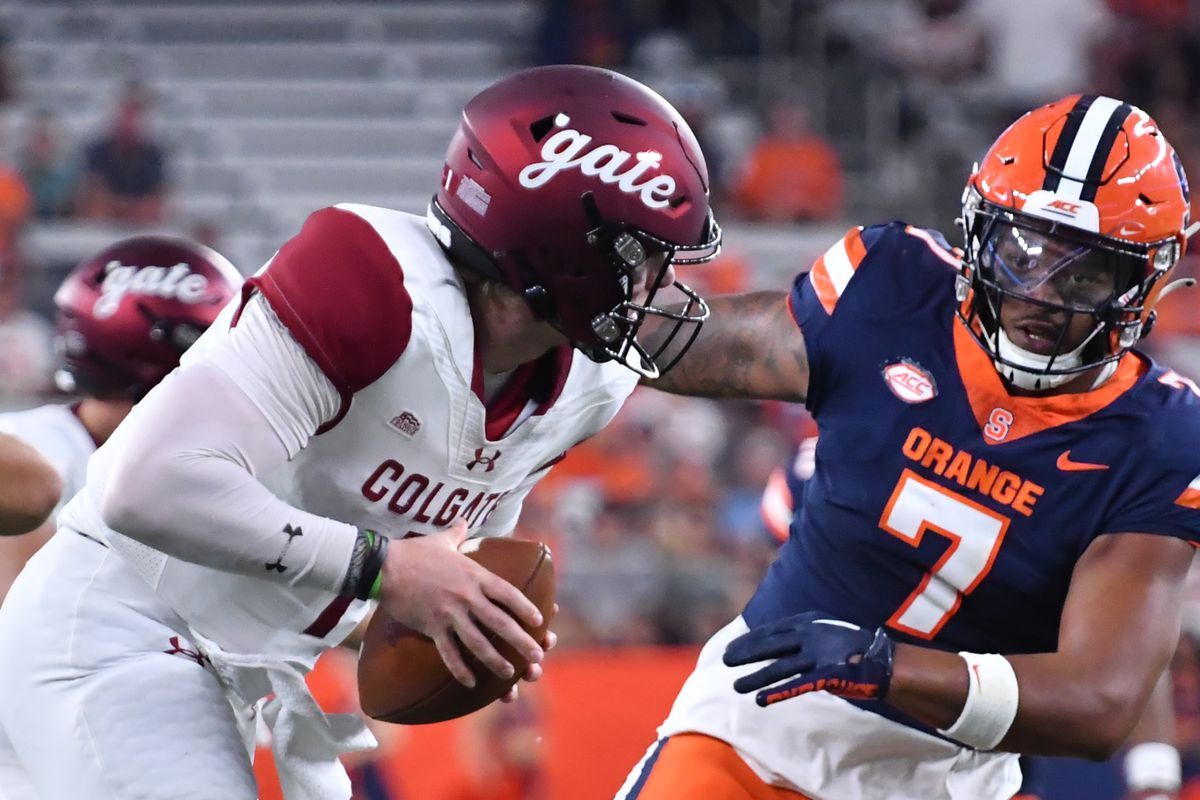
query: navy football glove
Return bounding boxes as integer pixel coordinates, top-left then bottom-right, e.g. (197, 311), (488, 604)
(723, 611), (895, 707)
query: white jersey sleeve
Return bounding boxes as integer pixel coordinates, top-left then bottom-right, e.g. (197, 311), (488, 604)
(96, 295), (358, 594)
(183, 293), (340, 458)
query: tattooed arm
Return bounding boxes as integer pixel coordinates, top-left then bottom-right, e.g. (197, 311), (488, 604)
(643, 291), (810, 402)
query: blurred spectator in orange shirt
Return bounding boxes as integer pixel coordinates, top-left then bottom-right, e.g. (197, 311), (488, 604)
(732, 96), (844, 222)
(77, 85), (168, 224)
(0, 126), (31, 253)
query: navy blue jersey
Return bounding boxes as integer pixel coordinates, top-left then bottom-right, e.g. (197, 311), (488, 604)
(744, 222), (1200, 662)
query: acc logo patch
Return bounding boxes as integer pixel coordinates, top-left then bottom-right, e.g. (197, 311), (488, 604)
(882, 360), (937, 404)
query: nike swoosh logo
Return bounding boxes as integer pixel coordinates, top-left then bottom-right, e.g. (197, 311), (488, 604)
(1056, 450), (1109, 472)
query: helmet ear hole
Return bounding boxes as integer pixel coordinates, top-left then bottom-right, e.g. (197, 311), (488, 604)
(611, 111), (647, 126)
(529, 116), (556, 142)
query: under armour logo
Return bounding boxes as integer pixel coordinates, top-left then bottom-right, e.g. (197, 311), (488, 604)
(164, 636), (207, 667)
(467, 447), (502, 472)
(265, 523), (303, 573)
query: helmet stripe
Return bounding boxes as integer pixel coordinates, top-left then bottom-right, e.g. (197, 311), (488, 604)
(1053, 96), (1125, 201)
(1043, 94), (1096, 192)
(1080, 102), (1132, 202)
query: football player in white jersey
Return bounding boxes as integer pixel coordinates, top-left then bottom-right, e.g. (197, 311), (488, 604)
(0, 235), (243, 604)
(0, 433), (60, 537)
(0, 65), (721, 800)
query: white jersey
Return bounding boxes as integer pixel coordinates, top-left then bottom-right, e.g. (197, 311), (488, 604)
(0, 403), (95, 519)
(59, 204), (638, 663)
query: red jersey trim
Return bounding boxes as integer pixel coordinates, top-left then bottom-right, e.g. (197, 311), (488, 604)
(247, 207), (414, 434)
(473, 343), (574, 441)
(68, 402), (103, 448)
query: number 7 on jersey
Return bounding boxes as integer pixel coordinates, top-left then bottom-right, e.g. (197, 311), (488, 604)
(880, 469), (1011, 639)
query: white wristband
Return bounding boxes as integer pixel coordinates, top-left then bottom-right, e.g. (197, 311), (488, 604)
(1124, 742), (1181, 792)
(937, 652), (1020, 750)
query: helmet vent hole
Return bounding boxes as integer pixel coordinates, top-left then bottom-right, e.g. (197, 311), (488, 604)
(467, 148), (484, 169)
(1139, 193), (1157, 206)
(529, 116), (556, 143)
(668, 195), (689, 210)
(612, 111), (648, 126)
(999, 155), (1015, 165)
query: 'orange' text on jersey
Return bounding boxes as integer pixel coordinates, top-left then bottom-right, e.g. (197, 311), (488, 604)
(901, 427), (1044, 516)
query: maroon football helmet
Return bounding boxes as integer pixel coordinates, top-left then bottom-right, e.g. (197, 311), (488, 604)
(53, 235), (242, 399)
(429, 64), (721, 377)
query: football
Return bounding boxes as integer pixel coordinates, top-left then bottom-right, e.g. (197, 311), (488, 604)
(357, 537), (555, 724)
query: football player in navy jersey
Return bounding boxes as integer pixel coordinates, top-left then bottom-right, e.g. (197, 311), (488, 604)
(760, 439), (1178, 800)
(618, 94), (1198, 800)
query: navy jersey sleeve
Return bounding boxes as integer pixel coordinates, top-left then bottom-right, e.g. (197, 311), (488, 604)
(1101, 372), (1200, 543)
(788, 222), (960, 416)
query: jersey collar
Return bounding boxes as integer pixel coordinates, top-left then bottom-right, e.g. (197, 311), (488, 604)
(952, 317), (1145, 444)
(470, 337), (574, 441)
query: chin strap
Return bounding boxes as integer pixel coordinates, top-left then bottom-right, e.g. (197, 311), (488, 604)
(994, 327), (1086, 391)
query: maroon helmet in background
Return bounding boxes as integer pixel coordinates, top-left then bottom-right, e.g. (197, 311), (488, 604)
(428, 64), (722, 378)
(53, 235), (243, 399)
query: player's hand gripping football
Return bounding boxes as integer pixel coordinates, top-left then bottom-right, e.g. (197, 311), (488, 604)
(723, 612), (895, 706)
(378, 520), (545, 689)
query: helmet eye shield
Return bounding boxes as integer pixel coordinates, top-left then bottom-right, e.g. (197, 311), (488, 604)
(979, 221), (1138, 311)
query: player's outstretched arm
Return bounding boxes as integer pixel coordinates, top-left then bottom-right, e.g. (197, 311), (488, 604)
(726, 531), (1193, 760)
(642, 291), (810, 402)
(0, 432), (61, 536)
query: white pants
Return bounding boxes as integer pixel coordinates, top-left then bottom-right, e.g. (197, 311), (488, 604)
(654, 617), (1022, 800)
(0, 531), (259, 800)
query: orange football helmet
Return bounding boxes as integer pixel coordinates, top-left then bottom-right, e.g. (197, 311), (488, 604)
(959, 94), (1194, 390)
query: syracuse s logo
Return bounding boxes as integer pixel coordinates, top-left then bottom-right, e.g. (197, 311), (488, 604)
(882, 360), (937, 404)
(518, 113), (677, 209)
(983, 407), (1014, 443)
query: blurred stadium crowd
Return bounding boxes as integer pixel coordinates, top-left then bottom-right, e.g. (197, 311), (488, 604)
(4, 1), (1200, 798)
